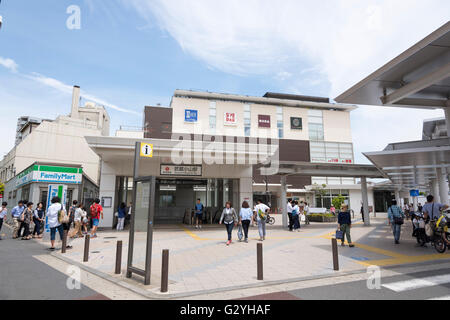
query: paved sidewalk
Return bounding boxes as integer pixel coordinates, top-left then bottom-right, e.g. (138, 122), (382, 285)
(32, 213), (450, 298)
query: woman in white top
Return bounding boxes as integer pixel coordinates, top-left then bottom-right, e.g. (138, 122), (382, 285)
(70, 204), (84, 238)
(47, 197), (65, 251)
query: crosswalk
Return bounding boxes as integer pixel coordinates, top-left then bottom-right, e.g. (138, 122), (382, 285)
(382, 273), (450, 300)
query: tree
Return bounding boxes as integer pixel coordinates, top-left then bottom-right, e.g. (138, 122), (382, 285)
(311, 183), (328, 207)
(332, 195), (346, 211)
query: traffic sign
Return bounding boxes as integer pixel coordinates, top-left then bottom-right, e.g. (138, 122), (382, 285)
(140, 143), (153, 158)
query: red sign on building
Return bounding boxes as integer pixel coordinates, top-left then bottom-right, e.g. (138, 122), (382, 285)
(224, 112), (237, 125)
(258, 115), (271, 128)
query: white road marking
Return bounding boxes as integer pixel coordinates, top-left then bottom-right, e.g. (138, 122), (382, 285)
(382, 274), (450, 293)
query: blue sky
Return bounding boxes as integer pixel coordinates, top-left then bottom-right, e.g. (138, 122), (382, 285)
(0, 0), (448, 163)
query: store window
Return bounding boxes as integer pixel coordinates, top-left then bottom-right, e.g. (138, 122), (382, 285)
(308, 109), (324, 141)
(315, 189), (350, 209)
(244, 104), (251, 137)
(277, 107), (284, 139)
(209, 101), (217, 134)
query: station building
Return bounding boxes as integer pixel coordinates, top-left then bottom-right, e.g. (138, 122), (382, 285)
(86, 90), (381, 228)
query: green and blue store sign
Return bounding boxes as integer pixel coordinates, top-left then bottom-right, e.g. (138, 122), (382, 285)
(16, 165), (83, 187)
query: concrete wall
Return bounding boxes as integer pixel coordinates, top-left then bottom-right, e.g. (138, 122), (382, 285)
(323, 110), (353, 143)
(12, 120), (102, 183)
(349, 189), (375, 213)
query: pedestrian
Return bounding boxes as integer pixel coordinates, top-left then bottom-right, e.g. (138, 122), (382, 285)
(81, 207), (89, 235)
(360, 204), (365, 223)
(32, 202), (45, 239)
(254, 199), (270, 241)
(422, 195), (448, 221)
(338, 204), (354, 247)
(239, 201), (253, 243)
(116, 202), (126, 231)
(70, 203), (84, 238)
(68, 200), (78, 231)
(46, 197), (65, 251)
(21, 202), (33, 240)
(286, 199), (293, 231)
(388, 200), (405, 244)
(330, 205), (336, 216)
(403, 203), (410, 219)
(11, 200), (26, 239)
(219, 201), (238, 246)
(194, 198), (204, 229)
(304, 202), (310, 225)
(90, 198), (103, 239)
(418, 203), (423, 213)
(0, 202), (7, 240)
(292, 201), (301, 232)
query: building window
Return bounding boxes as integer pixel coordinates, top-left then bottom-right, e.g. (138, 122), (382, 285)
(277, 107), (284, 139)
(315, 189), (350, 209)
(310, 141), (354, 164)
(308, 109), (324, 141)
(209, 101), (217, 134)
(244, 104), (251, 137)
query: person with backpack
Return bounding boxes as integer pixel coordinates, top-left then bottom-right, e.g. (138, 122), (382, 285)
(254, 199), (270, 241)
(32, 202), (45, 239)
(11, 200), (26, 239)
(388, 200), (405, 244)
(0, 202), (7, 240)
(20, 202), (33, 240)
(90, 198), (103, 239)
(219, 201), (238, 246)
(194, 199), (204, 229)
(116, 202), (127, 231)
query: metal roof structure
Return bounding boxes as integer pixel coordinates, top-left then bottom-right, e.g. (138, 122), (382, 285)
(260, 161), (384, 178)
(335, 21), (450, 111)
(364, 138), (450, 190)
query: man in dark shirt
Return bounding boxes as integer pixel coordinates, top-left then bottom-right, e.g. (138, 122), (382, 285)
(338, 204), (354, 247)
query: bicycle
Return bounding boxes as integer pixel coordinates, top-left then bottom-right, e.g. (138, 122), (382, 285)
(266, 214), (275, 225)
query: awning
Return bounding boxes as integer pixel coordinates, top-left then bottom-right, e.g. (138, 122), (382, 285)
(260, 161), (384, 178)
(364, 138), (450, 189)
(335, 21), (450, 110)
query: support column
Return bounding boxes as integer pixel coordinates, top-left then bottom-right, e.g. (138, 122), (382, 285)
(281, 176), (288, 229)
(395, 190), (401, 203)
(361, 177), (370, 226)
(437, 167), (449, 205)
(444, 104), (450, 142)
(431, 178), (440, 203)
(413, 196), (418, 212)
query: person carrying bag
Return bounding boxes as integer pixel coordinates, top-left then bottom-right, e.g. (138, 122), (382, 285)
(388, 200), (405, 244)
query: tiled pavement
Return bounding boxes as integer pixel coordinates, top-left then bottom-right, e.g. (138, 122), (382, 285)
(32, 213), (450, 298)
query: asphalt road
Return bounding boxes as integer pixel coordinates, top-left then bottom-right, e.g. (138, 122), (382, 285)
(0, 224), (108, 300)
(239, 262), (450, 300)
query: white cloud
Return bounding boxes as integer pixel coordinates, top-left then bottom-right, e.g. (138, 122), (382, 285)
(125, 0), (450, 161)
(0, 57), (18, 73)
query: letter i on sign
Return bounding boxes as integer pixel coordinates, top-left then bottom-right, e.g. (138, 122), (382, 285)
(140, 143), (154, 158)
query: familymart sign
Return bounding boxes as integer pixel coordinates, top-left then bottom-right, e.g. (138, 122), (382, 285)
(16, 165), (83, 187)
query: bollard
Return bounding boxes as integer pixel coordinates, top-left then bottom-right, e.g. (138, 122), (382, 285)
(61, 230), (68, 254)
(161, 249), (169, 293)
(257, 243), (263, 280)
(115, 241), (123, 275)
(332, 238), (339, 271)
(83, 234), (90, 262)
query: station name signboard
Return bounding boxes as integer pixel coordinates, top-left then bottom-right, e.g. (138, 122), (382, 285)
(160, 165), (202, 177)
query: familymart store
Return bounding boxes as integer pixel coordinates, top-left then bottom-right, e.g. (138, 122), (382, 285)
(4, 163), (98, 211)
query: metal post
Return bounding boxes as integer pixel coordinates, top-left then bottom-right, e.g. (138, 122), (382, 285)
(332, 238), (339, 271)
(83, 234), (90, 262)
(144, 177), (156, 286)
(115, 241), (123, 275)
(161, 249), (169, 293)
(281, 176), (288, 229)
(257, 243), (263, 280)
(61, 230), (68, 254)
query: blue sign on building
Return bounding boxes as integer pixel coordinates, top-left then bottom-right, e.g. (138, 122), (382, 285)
(185, 109), (198, 123)
(410, 190), (420, 197)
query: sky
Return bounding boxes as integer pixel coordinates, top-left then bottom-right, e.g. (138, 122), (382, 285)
(0, 0), (448, 164)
